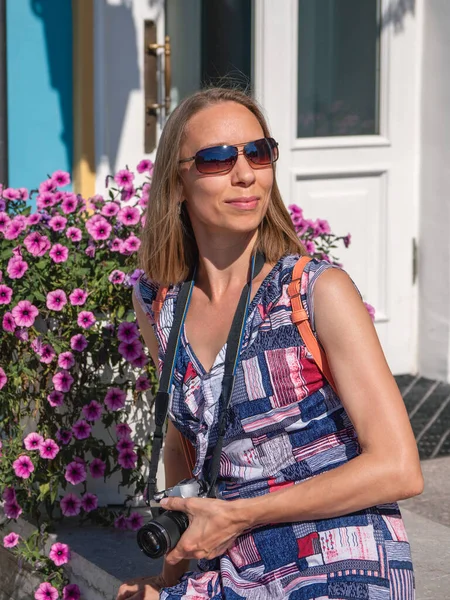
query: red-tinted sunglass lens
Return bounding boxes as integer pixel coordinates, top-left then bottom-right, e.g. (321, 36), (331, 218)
(244, 138), (275, 166)
(195, 146), (238, 174)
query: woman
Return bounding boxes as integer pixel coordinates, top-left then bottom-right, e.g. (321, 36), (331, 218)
(117, 87), (423, 600)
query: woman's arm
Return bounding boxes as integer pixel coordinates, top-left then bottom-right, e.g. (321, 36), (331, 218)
(160, 269), (424, 565)
(132, 290), (192, 584)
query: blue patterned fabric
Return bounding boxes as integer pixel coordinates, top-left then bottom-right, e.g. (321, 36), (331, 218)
(134, 255), (415, 599)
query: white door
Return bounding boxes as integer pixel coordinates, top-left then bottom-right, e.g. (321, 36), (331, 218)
(254, 0), (420, 374)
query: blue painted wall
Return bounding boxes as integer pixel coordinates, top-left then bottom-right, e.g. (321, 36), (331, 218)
(6, 0), (73, 197)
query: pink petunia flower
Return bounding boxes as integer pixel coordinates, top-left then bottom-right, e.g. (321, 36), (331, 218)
(126, 512), (144, 531)
(81, 400), (102, 421)
(305, 240), (316, 255)
(61, 195), (78, 214)
(15, 328), (29, 342)
(49, 542), (70, 566)
(62, 584), (81, 600)
(72, 420), (91, 440)
(101, 202), (120, 217)
(4, 501), (22, 520)
(51, 170), (71, 187)
(36, 191), (56, 210)
(49, 215), (67, 232)
(0, 284), (13, 304)
(7, 257), (28, 279)
(24, 432), (44, 451)
(2, 187), (20, 200)
(108, 270), (125, 284)
(114, 169), (134, 187)
(114, 514), (128, 530)
(118, 338), (143, 362)
(104, 388), (127, 411)
(89, 458), (106, 479)
(116, 423), (132, 439)
(13, 455), (34, 478)
(130, 353), (149, 368)
(46, 289), (68, 311)
(53, 370), (74, 392)
(70, 333), (88, 352)
(35, 582), (59, 600)
(39, 344), (56, 364)
(17, 187), (28, 200)
(58, 351), (75, 370)
(343, 233), (352, 248)
(11, 300), (38, 327)
(86, 215), (112, 241)
(117, 321), (139, 343)
(1, 312), (14, 333)
(3, 532), (20, 548)
(56, 429), (72, 445)
(118, 449), (138, 470)
(2, 487), (16, 503)
(4, 222), (24, 240)
(39, 178), (55, 193)
(116, 438), (134, 452)
(364, 302), (376, 322)
(39, 439), (60, 460)
(0, 211), (11, 231)
(80, 493), (98, 513)
(69, 288), (88, 306)
(65, 461), (87, 485)
(60, 493), (81, 517)
(49, 244), (69, 263)
(66, 226), (82, 242)
(77, 311), (95, 329)
(117, 206), (140, 226)
(135, 375), (151, 392)
(47, 391), (64, 407)
(136, 159), (153, 174)
(121, 234), (141, 254)
(110, 237), (123, 252)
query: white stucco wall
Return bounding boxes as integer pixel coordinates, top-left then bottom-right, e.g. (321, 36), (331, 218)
(418, 0), (450, 381)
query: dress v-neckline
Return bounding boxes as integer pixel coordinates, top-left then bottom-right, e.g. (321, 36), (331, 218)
(180, 259), (282, 378)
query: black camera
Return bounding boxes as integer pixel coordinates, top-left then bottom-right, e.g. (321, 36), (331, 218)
(137, 478), (208, 559)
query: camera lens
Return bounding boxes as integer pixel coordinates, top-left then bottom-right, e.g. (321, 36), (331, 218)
(137, 510), (189, 559)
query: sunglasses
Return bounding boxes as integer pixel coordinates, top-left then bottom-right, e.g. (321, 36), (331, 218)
(178, 137), (279, 175)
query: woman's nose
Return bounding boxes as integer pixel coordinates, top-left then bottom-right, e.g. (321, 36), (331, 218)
(231, 152), (256, 186)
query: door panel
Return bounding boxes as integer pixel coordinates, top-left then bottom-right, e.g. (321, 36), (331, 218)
(255, 0), (419, 373)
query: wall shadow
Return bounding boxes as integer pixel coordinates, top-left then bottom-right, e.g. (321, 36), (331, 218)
(381, 0), (416, 31)
(30, 0), (73, 175)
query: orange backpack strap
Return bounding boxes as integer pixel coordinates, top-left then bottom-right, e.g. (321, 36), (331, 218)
(152, 285), (168, 325)
(154, 284), (196, 473)
(287, 257), (338, 395)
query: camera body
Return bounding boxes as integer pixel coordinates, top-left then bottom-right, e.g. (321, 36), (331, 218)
(137, 478), (209, 559)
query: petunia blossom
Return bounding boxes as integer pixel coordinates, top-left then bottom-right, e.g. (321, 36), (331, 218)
(108, 270), (125, 284)
(118, 449), (138, 470)
(126, 512), (144, 531)
(2, 187), (20, 200)
(89, 458), (106, 479)
(39, 178), (55, 193)
(53, 370), (74, 392)
(117, 206), (140, 226)
(135, 375), (151, 392)
(69, 288), (88, 306)
(2, 487), (16, 503)
(81, 400), (102, 421)
(114, 514), (128, 530)
(104, 387), (127, 411)
(49, 215), (67, 231)
(130, 353), (149, 368)
(70, 333), (88, 352)
(65, 461), (87, 485)
(7, 257), (28, 279)
(0, 284), (12, 304)
(116, 423), (132, 439)
(101, 202), (120, 217)
(116, 438), (134, 453)
(11, 300), (38, 327)
(118, 338), (143, 362)
(36, 191), (56, 210)
(114, 169), (134, 187)
(58, 351), (75, 370)
(117, 321), (139, 343)
(66, 226), (82, 241)
(49, 542), (70, 566)
(77, 311), (95, 329)
(47, 390), (64, 407)
(80, 493), (98, 513)
(60, 493), (81, 517)
(49, 244), (69, 263)
(39, 438), (60, 460)
(39, 344), (56, 364)
(24, 432), (44, 451)
(46, 289), (68, 312)
(72, 419), (91, 440)
(0, 211), (11, 232)
(62, 584), (81, 600)
(110, 238), (123, 252)
(3, 532), (20, 548)
(35, 582), (59, 600)
(51, 170), (71, 187)
(136, 159), (153, 174)
(56, 428), (72, 445)
(4, 501), (22, 520)
(12, 455), (34, 479)
(86, 214), (112, 241)
(121, 234), (141, 254)
(61, 195), (78, 214)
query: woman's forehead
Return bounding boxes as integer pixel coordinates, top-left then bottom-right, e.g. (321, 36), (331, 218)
(183, 102), (264, 149)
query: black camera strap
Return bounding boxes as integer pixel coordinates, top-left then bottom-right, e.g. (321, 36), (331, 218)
(145, 252), (265, 506)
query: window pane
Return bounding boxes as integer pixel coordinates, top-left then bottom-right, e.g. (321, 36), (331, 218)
(297, 0), (380, 138)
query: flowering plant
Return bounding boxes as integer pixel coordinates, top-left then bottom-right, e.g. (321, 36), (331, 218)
(0, 162), (155, 596)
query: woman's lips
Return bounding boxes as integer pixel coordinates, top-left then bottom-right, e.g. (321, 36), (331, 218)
(225, 196), (260, 210)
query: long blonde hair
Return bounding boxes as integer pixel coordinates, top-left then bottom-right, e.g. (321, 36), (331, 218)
(138, 87), (305, 284)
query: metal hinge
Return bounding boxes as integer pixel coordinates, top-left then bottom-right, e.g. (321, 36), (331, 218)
(412, 238), (418, 284)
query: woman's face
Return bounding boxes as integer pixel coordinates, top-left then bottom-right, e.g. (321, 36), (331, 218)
(178, 101), (274, 240)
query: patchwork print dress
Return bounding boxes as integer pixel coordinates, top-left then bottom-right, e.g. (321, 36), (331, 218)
(134, 255), (415, 600)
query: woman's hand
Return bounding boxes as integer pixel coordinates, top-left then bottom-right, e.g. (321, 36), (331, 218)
(115, 574), (167, 600)
(160, 496), (246, 565)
